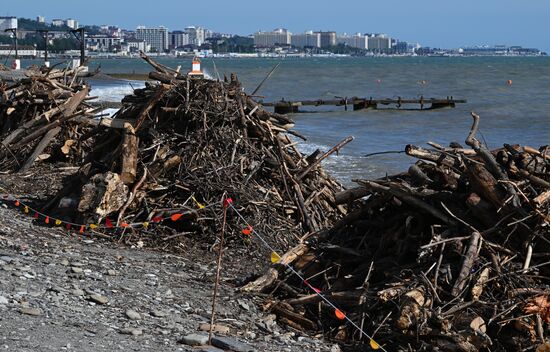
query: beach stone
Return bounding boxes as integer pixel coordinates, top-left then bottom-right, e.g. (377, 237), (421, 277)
(0, 296), (8, 305)
(180, 333), (209, 346)
(125, 308), (141, 320)
(72, 289), (85, 297)
(197, 346), (224, 352)
(20, 307), (42, 316)
(89, 293), (109, 305)
(199, 323), (230, 334)
(71, 267), (83, 273)
(151, 310), (166, 317)
(211, 336), (254, 352)
(120, 328), (143, 336)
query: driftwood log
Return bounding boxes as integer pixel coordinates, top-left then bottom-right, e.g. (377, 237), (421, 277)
(247, 114), (549, 351)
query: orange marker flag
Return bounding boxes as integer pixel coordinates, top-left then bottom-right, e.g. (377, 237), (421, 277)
(121, 222), (129, 228)
(79, 225), (85, 234)
(242, 226), (253, 236)
(170, 213), (183, 221)
(14, 200), (20, 207)
(370, 339), (380, 350)
(335, 309), (346, 320)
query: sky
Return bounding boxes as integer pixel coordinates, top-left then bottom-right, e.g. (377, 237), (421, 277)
(6, 0), (550, 51)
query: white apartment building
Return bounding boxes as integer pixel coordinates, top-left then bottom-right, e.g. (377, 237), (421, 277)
(0, 17), (17, 32)
(52, 19), (65, 27)
(253, 28), (291, 47)
(65, 19), (79, 29)
(170, 31), (190, 49)
(338, 33), (368, 49)
(0, 45), (36, 57)
(366, 34), (392, 51)
(136, 26), (169, 52)
(86, 35), (123, 51)
(185, 26), (206, 46)
(291, 31), (321, 48)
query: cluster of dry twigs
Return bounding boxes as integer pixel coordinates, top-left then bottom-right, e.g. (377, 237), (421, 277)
(0, 65), (102, 173)
(28, 54), (346, 250)
(247, 113), (549, 351)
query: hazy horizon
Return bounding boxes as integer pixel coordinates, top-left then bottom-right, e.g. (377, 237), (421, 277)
(5, 0), (550, 51)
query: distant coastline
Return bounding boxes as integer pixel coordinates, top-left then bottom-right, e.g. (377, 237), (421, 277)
(11, 52), (548, 61)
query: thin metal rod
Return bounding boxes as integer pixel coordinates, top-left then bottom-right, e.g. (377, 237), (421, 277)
(209, 197), (228, 344)
(251, 62), (280, 96)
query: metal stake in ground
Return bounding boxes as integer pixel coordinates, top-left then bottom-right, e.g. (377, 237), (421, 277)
(209, 196), (231, 344)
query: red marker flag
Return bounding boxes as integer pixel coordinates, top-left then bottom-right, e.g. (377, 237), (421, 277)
(66, 223), (72, 230)
(121, 222), (129, 228)
(34, 212), (39, 219)
(303, 280), (321, 293)
(335, 309), (346, 320)
(170, 213), (183, 221)
(105, 218), (114, 228)
(45, 216), (50, 224)
(14, 200), (20, 207)
(223, 197), (233, 208)
(152, 216), (163, 223)
(242, 226), (253, 236)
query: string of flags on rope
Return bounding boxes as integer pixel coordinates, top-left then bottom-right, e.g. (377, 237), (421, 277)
(0, 185), (384, 349)
(0, 191), (213, 235)
(224, 198), (385, 351)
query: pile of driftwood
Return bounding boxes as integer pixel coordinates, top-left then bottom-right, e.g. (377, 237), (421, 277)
(39, 54), (345, 248)
(245, 114), (549, 351)
(0, 65), (102, 173)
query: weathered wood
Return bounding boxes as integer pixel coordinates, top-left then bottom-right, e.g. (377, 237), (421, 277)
(405, 144), (459, 167)
(467, 163), (506, 209)
(334, 187), (370, 205)
(120, 125), (138, 185)
(466, 193), (495, 227)
(452, 231), (481, 296)
(297, 136), (353, 180)
(18, 126), (61, 173)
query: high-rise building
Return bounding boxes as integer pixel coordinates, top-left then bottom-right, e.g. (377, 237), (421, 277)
(37, 16), (45, 24)
(366, 34), (392, 51)
(0, 17), (17, 32)
(65, 19), (79, 29)
(184, 26), (207, 46)
(52, 19), (65, 27)
(169, 31), (190, 49)
(338, 33), (368, 49)
(136, 26), (169, 52)
(291, 31), (321, 48)
(314, 31), (336, 48)
(253, 28), (291, 47)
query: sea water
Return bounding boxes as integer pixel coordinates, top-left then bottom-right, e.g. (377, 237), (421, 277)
(23, 57), (550, 185)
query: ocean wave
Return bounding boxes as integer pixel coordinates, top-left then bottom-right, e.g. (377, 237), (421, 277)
(90, 82), (145, 102)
